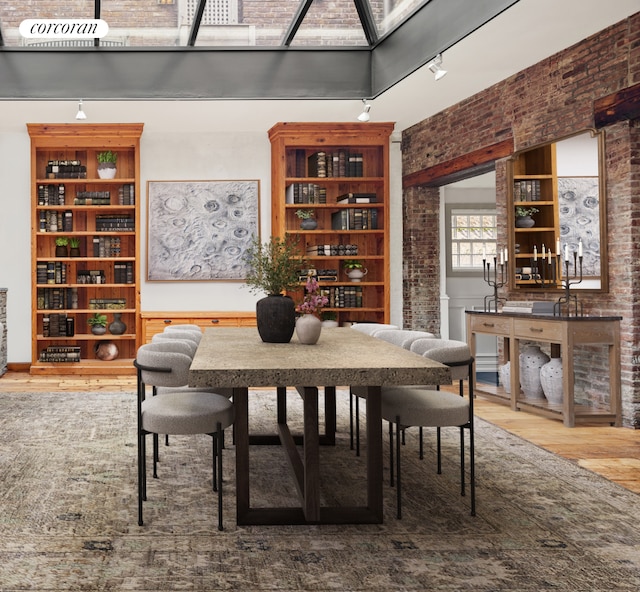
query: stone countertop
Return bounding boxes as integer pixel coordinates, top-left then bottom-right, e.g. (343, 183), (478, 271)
(189, 326), (451, 388)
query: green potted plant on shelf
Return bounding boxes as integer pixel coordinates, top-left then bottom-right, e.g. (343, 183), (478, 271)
(515, 206), (539, 228)
(69, 237), (81, 257)
(321, 310), (339, 328)
(87, 313), (108, 335)
(55, 236), (69, 257)
(295, 209), (318, 230)
(97, 150), (117, 179)
(343, 259), (368, 282)
(243, 235), (307, 343)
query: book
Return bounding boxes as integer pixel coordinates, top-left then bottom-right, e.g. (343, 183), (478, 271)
(336, 193), (377, 204)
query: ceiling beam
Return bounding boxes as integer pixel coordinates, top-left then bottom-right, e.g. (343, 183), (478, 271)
(594, 82), (640, 128)
(0, 47), (372, 100)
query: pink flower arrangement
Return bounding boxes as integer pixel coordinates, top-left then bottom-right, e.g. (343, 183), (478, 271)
(296, 275), (329, 315)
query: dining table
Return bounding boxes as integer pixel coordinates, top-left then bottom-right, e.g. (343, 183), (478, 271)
(189, 325), (451, 526)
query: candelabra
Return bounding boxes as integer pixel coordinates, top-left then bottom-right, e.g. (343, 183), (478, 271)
(531, 252), (556, 288)
(554, 251), (583, 316)
(482, 257), (507, 312)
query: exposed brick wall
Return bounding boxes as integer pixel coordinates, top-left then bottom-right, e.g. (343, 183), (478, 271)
(402, 13), (640, 426)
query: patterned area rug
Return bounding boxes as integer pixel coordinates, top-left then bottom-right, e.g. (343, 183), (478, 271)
(1, 390), (639, 591)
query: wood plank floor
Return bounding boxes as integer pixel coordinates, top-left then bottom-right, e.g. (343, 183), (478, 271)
(1, 371), (638, 494)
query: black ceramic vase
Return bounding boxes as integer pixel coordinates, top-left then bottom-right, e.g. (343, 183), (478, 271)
(256, 294), (296, 343)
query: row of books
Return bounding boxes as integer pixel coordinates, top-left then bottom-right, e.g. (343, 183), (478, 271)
(37, 184), (66, 206)
(336, 193), (376, 204)
(114, 262), (135, 284)
(285, 183), (327, 204)
(307, 150), (364, 178)
(331, 209), (378, 230)
(46, 160), (87, 179)
(297, 268), (338, 282)
(89, 298), (126, 310)
(37, 261), (67, 285)
(42, 313), (74, 338)
(95, 215), (134, 232)
(37, 288), (74, 310)
(514, 180), (542, 201)
(93, 236), (123, 258)
(39, 209), (72, 233)
(39, 345), (81, 363)
(118, 184), (135, 205)
(74, 190), (111, 205)
(306, 244), (359, 256)
(320, 286), (363, 308)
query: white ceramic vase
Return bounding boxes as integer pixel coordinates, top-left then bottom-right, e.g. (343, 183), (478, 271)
(519, 344), (549, 399)
(540, 357), (563, 404)
(295, 314), (322, 345)
(498, 361), (511, 394)
(347, 268), (368, 282)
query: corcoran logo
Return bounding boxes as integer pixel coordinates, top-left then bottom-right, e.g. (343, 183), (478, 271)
(19, 19), (109, 39)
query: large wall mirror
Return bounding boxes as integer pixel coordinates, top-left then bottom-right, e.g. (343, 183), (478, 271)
(508, 129), (607, 292)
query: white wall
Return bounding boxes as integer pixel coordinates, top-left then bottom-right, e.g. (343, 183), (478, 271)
(0, 125), (404, 363)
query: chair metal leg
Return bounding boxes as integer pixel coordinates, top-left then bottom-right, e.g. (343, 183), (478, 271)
(459, 427), (466, 496)
(395, 415), (402, 520)
(217, 422), (224, 531)
(469, 422), (476, 516)
(355, 395), (361, 457)
(436, 427), (442, 474)
(349, 391), (355, 450)
(153, 433), (159, 479)
(388, 420), (395, 487)
(212, 435), (218, 492)
(419, 426), (424, 460)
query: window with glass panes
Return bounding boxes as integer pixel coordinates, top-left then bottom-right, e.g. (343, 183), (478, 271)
(450, 209), (497, 270)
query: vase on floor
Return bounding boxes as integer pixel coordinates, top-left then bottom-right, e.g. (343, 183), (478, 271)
(519, 344), (549, 399)
(540, 357), (563, 405)
(498, 361), (511, 394)
(295, 314), (322, 345)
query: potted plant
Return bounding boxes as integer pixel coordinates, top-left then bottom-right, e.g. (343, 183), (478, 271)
(343, 259), (368, 282)
(243, 235), (307, 343)
(55, 236), (69, 257)
(69, 237), (81, 257)
(87, 313), (108, 335)
(295, 209), (318, 230)
(97, 150), (117, 179)
(515, 206), (539, 228)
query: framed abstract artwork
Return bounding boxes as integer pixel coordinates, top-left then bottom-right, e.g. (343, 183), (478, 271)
(147, 180), (260, 281)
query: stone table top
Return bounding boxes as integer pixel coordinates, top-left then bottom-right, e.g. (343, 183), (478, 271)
(189, 326), (451, 388)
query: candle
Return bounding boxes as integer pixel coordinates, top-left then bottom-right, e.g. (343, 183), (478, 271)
(542, 244), (546, 258)
(482, 245), (486, 261)
(548, 249), (552, 264)
(500, 251), (504, 266)
(556, 238), (561, 255)
(578, 238), (583, 257)
(504, 248), (508, 262)
(533, 245), (537, 261)
(564, 244), (569, 261)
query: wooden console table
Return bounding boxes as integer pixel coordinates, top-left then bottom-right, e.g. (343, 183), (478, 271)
(465, 310), (622, 427)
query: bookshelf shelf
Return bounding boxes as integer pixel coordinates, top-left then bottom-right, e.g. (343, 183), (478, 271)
(28, 123), (143, 375)
(269, 122), (394, 325)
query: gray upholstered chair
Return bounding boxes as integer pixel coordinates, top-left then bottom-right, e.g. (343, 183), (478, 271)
(154, 328), (202, 345)
(164, 323), (203, 333)
(135, 343), (235, 530)
(381, 339), (475, 519)
(348, 323), (399, 453)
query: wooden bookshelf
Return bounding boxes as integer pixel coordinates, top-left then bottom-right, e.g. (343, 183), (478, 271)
(508, 143), (561, 289)
(268, 122), (394, 325)
(28, 123), (143, 375)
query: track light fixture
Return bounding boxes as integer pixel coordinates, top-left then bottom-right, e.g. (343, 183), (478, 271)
(427, 54), (447, 81)
(75, 99), (87, 120)
(357, 99), (371, 122)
